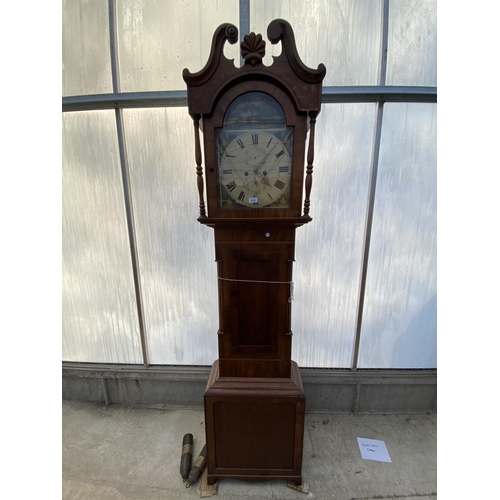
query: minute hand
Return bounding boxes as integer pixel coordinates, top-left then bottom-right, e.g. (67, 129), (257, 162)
(255, 141), (280, 172)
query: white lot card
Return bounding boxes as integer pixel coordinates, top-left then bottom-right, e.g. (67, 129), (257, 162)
(357, 437), (392, 463)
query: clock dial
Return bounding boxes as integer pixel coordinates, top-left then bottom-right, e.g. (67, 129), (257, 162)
(218, 131), (292, 208)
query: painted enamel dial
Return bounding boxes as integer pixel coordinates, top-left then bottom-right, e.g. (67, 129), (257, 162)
(218, 130), (292, 208)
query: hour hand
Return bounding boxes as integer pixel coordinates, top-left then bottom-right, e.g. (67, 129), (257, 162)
(259, 175), (270, 187)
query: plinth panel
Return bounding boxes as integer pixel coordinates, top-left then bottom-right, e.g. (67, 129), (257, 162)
(213, 401), (295, 469)
(204, 360), (305, 485)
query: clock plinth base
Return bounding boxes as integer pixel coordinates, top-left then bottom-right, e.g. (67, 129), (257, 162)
(204, 360), (305, 486)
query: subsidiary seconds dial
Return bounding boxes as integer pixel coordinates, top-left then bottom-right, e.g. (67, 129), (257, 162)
(219, 131), (292, 208)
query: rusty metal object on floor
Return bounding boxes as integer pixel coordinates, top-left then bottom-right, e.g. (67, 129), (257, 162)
(186, 444), (207, 488)
(180, 433), (193, 481)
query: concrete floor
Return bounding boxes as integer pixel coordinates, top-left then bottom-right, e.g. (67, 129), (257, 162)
(62, 400), (436, 500)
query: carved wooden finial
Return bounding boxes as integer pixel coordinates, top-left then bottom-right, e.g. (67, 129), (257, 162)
(241, 32), (266, 66)
(267, 19), (326, 83)
(182, 24), (238, 86)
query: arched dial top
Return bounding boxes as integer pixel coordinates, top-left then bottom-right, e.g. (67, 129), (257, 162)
(216, 91), (294, 209)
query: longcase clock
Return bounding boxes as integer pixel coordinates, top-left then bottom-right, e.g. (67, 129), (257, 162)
(183, 19), (326, 486)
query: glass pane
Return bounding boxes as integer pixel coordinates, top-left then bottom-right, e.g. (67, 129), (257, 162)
(123, 108), (218, 365)
(293, 103), (375, 368)
(358, 103), (437, 368)
(62, 0), (113, 96)
(117, 0), (240, 92)
(250, 0), (382, 86)
(62, 111), (142, 363)
(216, 92), (293, 209)
(386, 0), (437, 86)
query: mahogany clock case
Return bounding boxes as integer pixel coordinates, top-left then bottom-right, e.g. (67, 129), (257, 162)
(182, 19), (326, 488)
